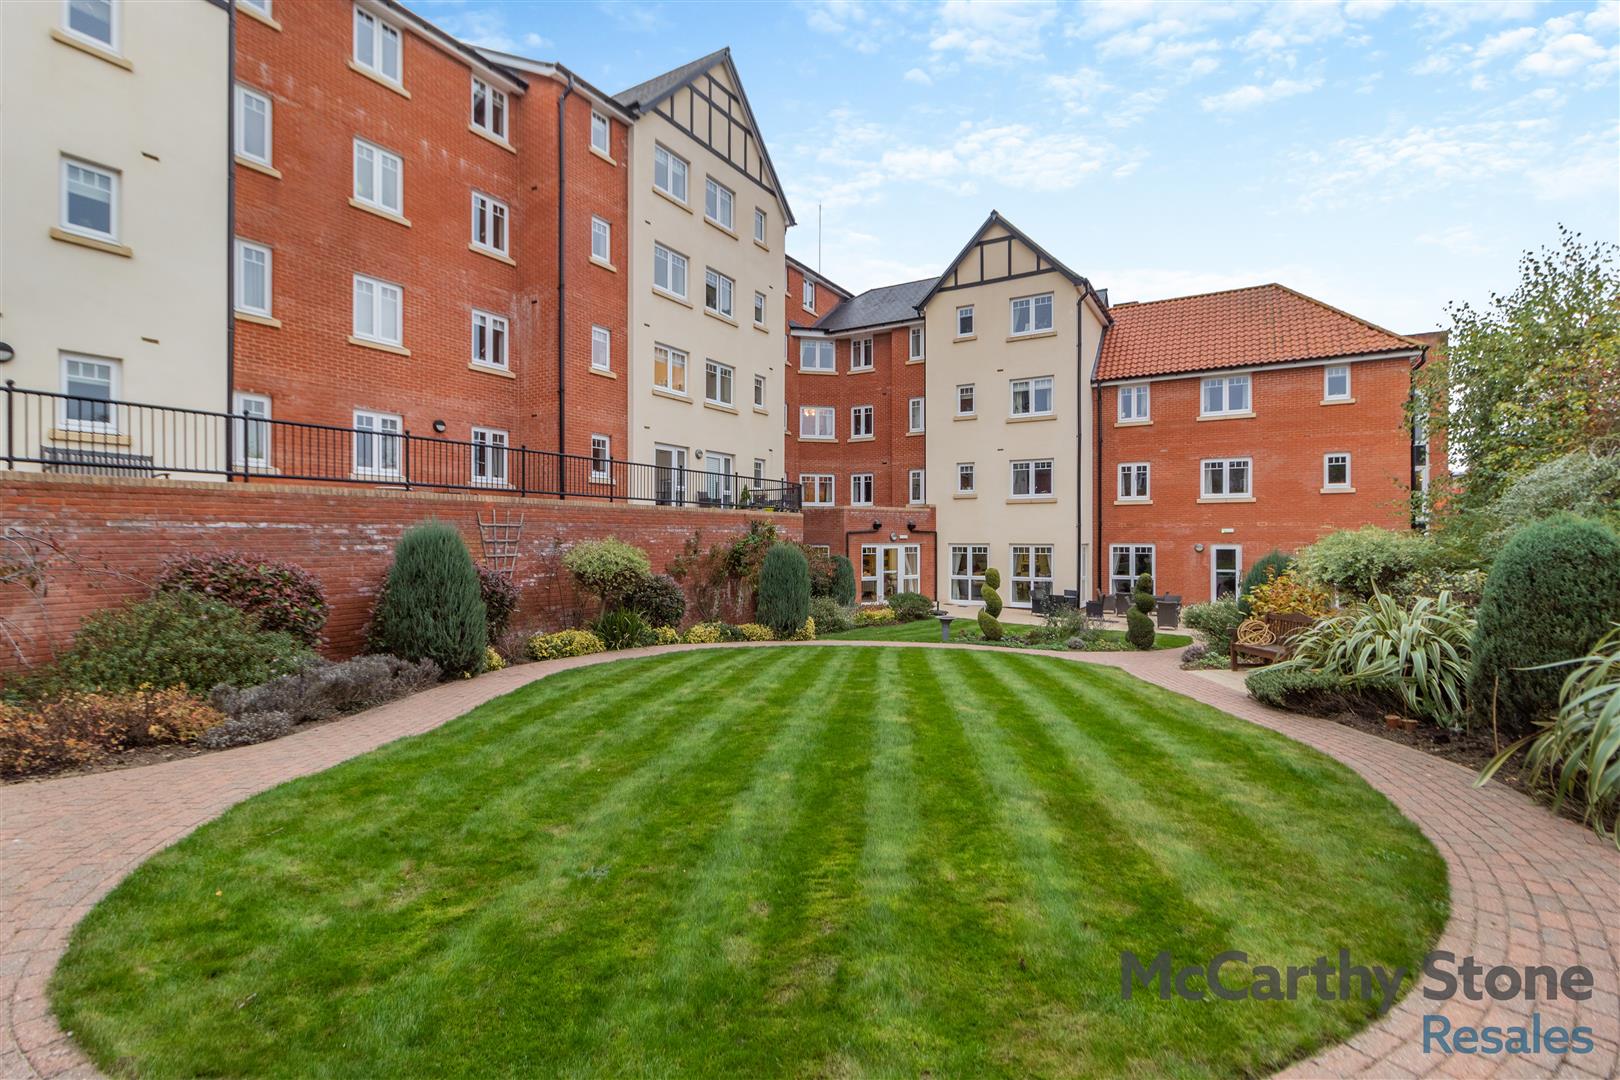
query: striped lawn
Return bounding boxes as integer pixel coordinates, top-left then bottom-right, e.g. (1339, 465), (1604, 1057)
(51, 646), (1447, 1079)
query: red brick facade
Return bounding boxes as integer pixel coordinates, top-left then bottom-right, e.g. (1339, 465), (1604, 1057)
(802, 506), (937, 603)
(0, 473), (799, 670)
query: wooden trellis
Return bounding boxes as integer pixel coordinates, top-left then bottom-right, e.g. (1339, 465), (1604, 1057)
(476, 511), (525, 579)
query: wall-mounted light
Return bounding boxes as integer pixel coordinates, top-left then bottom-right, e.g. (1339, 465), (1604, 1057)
(1193, 543), (1205, 553)
(432, 419), (447, 434)
(871, 520), (882, 531)
(0, 342), (15, 364)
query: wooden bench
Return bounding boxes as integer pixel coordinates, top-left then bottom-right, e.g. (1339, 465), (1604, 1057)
(1230, 612), (1315, 669)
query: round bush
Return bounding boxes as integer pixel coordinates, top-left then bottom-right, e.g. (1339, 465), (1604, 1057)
(1296, 528), (1430, 600)
(1469, 514), (1620, 736)
(564, 539), (652, 609)
(756, 543), (811, 637)
(626, 573), (687, 628)
(528, 629), (605, 660)
(1183, 598), (1243, 654)
(155, 552), (329, 647)
(809, 595), (853, 634)
(831, 556), (857, 606)
(368, 522), (487, 679)
(887, 591), (935, 622)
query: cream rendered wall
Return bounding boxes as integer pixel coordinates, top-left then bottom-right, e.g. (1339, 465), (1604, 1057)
(0, 0), (229, 427)
(922, 226), (1101, 605)
(624, 63), (787, 490)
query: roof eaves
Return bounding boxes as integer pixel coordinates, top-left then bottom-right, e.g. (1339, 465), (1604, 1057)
(786, 254), (854, 299)
(375, 0), (527, 92)
(473, 50), (634, 120)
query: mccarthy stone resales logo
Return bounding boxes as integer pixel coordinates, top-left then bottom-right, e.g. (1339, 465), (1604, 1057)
(1122, 950), (1599, 1056)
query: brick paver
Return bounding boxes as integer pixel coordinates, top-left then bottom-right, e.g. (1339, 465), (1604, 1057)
(2, 642), (1616, 1078)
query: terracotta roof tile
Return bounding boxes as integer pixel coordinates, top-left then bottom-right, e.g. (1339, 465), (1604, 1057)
(1097, 283), (1421, 381)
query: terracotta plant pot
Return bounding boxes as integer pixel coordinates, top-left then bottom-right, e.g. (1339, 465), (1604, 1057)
(1384, 713), (1419, 732)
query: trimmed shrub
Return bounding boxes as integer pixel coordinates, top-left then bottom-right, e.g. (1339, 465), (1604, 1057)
(978, 566), (1004, 640)
(735, 623), (775, 641)
(564, 538), (652, 609)
(155, 552), (329, 647)
(211, 655), (440, 724)
(1246, 569), (1333, 618)
(887, 591), (934, 622)
(1246, 667), (1347, 713)
(650, 625), (681, 645)
(809, 596), (854, 634)
(1238, 550), (1293, 612)
(626, 573), (686, 629)
(477, 566), (521, 639)
(854, 605), (897, 627)
(49, 591), (309, 697)
(682, 622), (728, 645)
(1126, 571), (1157, 650)
(1297, 528), (1431, 600)
(789, 617), (816, 641)
(592, 608), (652, 651)
(756, 543), (811, 637)
(1, 688), (226, 778)
(1470, 515), (1620, 736)
(195, 711), (294, 750)
(831, 556), (857, 606)
(528, 629), (606, 660)
(1183, 597), (1244, 655)
(482, 646), (506, 673)
(368, 523), (487, 678)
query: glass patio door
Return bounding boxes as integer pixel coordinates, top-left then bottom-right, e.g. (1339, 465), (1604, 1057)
(861, 544), (921, 602)
(655, 444), (687, 505)
(1211, 545), (1242, 600)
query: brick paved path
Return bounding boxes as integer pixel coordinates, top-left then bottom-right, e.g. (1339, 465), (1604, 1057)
(2, 643), (1616, 1078)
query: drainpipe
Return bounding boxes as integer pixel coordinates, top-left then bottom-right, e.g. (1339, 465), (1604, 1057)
(1092, 316), (1109, 601)
(224, 3), (237, 477)
(556, 73), (575, 481)
(1076, 298), (1084, 599)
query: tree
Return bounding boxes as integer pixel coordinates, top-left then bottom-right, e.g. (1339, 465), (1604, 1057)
(1418, 226), (1620, 519)
(368, 522), (487, 678)
(756, 543), (810, 637)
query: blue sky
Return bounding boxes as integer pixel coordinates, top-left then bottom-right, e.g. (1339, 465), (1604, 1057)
(411, 0), (1619, 333)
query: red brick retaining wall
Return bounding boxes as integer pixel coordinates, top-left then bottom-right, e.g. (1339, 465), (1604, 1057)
(0, 473), (799, 671)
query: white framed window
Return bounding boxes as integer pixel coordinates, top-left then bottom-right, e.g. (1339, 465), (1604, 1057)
(471, 191), (509, 256)
(353, 139), (402, 215)
(1324, 364), (1351, 401)
(591, 325), (611, 371)
(1118, 382), (1150, 422)
(1201, 457), (1253, 498)
(956, 384), (975, 416)
(1201, 374), (1251, 416)
(60, 157), (117, 242)
(908, 469), (925, 504)
(1010, 292), (1054, 336)
(653, 144), (688, 202)
(909, 326), (925, 361)
(753, 291), (767, 327)
(1010, 459), (1054, 498)
(591, 216), (611, 262)
(957, 462), (975, 494)
(754, 459), (766, 484)
(808, 543), (830, 555)
(801, 474), (835, 506)
(800, 406), (835, 440)
(471, 309), (507, 368)
(470, 76), (506, 140)
(591, 434), (611, 481)
(1009, 545), (1054, 607)
(654, 343), (688, 394)
(754, 207), (766, 244)
(1117, 462), (1150, 501)
(851, 405), (874, 438)
(802, 278), (816, 312)
(59, 355), (119, 433)
(653, 243), (688, 298)
(704, 177), (734, 230)
(850, 338), (873, 371)
(234, 86), (272, 166)
(63, 0), (116, 51)
(704, 268), (734, 319)
(851, 474), (874, 506)
(1212, 545), (1242, 600)
(234, 240), (272, 317)
(1110, 544), (1154, 596)
(470, 427), (508, 486)
(1324, 452), (1352, 490)
(590, 111), (610, 155)
(949, 544), (988, 602)
(705, 360), (734, 406)
(238, 0), (271, 14)
(352, 5), (401, 84)
(233, 392), (272, 469)
(956, 305), (974, 337)
(1010, 376), (1054, 417)
(352, 274), (402, 345)
(799, 339), (834, 372)
(908, 397), (925, 433)
(353, 409), (402, 477)
(753, 373), (766, 409)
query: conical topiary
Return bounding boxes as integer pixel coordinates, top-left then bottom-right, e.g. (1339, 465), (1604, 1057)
(978, 566), (1004, 640)
(831, 555), (857, 607)
(756, 542), (811, 637)
(1126, 571), (1157, 649)
(368, 521), (487, 678)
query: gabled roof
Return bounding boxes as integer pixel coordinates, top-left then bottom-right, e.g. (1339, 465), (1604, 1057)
(614, 47), (795, 226)
(813, 277), (938, 333)
(786, 254), (854, 301)
(919, 210), (1109, 322)
(1097, 283), (1423, 382)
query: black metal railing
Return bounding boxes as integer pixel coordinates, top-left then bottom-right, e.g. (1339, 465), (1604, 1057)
(2, 382), (801, 511)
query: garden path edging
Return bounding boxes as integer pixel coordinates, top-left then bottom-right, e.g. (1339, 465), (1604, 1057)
(1, 641), (1615, 1079)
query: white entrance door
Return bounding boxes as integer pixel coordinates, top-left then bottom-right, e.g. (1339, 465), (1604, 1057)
(1211, 545), (1242, 600)
(861, 544), (921, 602)
(654, 444), (687, 505)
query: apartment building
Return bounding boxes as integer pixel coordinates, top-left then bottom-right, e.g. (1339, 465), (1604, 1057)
(0, 0), (229, 462)
(1096, 285), (1428, 602)
(614, 49), (794, 505)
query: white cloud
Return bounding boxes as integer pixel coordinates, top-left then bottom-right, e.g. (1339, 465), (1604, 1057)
(1412, 0), (1540, 38)
(1516, 31), (1617, 78)
(903, 67), (933, 86)
(426, 6), (522, 52)
(1044, 66), (1112, 107)
(801, 0), (897, 53)
(1473, 25), (1538, 62)
(1200, 76), (1321, 112)
(521, 32), (550, 51)
(1238, 0), (1350, 52)
(1526, 128), (1620, 200)
(1416, 224), (1489, 256)
(930, 0), (1057, 64)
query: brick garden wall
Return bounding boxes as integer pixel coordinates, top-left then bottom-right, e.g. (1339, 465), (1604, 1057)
(0, 474), (800, 672)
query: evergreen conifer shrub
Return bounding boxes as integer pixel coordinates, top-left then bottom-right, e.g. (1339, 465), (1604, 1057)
(756, 543), (811, 636)
(368, 522), (487, 678)
(832, 556), (857, 606)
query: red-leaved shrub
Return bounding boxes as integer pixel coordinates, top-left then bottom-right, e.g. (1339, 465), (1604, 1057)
(156, 552), (329, 646)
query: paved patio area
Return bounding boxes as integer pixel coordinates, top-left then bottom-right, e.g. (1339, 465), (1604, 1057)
(2, 641), (1616, 1079)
